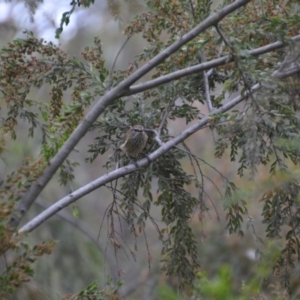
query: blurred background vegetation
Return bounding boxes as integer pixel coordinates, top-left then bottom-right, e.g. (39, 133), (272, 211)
(0, 0), (300, 299)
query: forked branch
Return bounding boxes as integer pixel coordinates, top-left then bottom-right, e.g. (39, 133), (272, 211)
(9, 0), (251, 229)
(20, 81), (264, 233)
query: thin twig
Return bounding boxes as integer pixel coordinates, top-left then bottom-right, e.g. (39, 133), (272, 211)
(143, 228), (152, 271)
(177, 143), (221, 220)
(157, 97), (176, 135)
(215, 24), (256, 102)
(35, 199), (119, 281)
(207, 41), (225, 77)
(189, 0), (196, 20)
(144, 129), (164, 146)
(107, 36), (132, 91)
(104, 184), (162, 237)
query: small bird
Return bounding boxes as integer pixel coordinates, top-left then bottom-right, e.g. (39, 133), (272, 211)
(119, 125), (148, 158)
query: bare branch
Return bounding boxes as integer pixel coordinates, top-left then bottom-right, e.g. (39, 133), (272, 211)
(127, 34), (300, 95)
(272, 43), (300, 78)
(189, 0), (196, 20)
(144, 129), (164, 146)
(207, 41), (224, 77)
(203, 70), (213, 111)
(107, 36), (132, 91)
(272, 67), (300, 78)
(202, 41), (224, 112)
(19, 82), (263, 234)
(215, 24), (256, 102)
(10, 0), (251, 229)
(274, 43), (300, 75)
(157, 98), (176, 135)
(199, 52), (214, 111)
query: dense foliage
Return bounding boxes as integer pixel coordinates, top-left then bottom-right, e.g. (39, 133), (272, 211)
(1, 0), (300, 298)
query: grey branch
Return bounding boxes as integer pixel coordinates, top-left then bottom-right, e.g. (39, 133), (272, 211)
(21, 56), (300, 233)
(144, 129), (164, 146)
(19, 83), (263, 234)
(200, 53), (214, 111)
(18, 56), (300, 233)
(272, 66), (300, 78)
(127, 34), (300, 95)
(272, 43), (300, 78)
(9, 0), (251, 229)
(203, 43), (224, 111)
(207, 41), (225, 77)
(203, 65), (213, 111)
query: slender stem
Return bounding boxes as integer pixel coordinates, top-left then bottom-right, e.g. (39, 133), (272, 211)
(203, 69), (213, 111)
